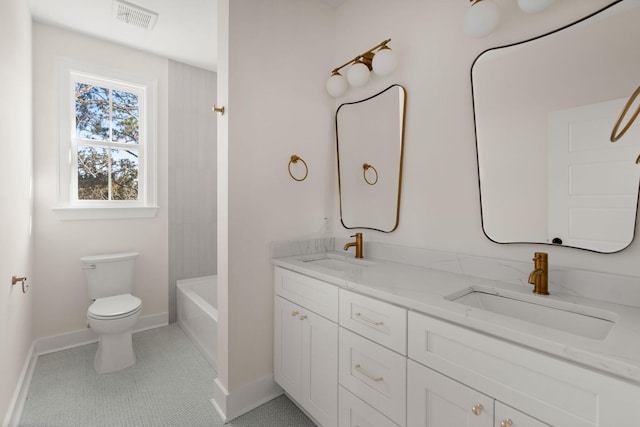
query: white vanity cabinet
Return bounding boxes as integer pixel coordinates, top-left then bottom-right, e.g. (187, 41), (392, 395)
(273, 262), (640, 427)
(407, 311), (640, 426)
(274, 268), (339, 427)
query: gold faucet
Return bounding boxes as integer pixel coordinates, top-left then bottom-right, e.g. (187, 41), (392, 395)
(343, 233), (363, 259)
(528, 252), (549, 295)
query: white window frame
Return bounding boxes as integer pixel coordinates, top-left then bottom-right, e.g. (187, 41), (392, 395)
(54, 58), (158, 220)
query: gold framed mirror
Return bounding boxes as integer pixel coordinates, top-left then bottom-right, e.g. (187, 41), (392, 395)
(336, 84), (407, 232)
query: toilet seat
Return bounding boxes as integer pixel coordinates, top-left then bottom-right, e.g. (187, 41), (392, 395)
(88, 294), (142, 320)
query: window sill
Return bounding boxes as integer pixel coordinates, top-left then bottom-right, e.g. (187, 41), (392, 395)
(52, 205), (159, 221)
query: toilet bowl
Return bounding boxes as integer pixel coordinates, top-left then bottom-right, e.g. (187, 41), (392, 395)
(81, 252), (142, 374)
(88, 293), (142, 374)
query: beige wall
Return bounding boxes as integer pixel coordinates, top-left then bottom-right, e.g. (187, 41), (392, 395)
(32, 24), (169, 339)
(219, 0), (336, 393)
(0, 0), (34, 420)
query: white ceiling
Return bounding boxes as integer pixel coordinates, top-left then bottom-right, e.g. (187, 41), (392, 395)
(27, 0), (218, 71)
(27, 0), (346, 72)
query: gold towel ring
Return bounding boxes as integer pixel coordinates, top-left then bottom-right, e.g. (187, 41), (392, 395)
(363, 163), (378, 185)
(611, 86), (640, 142)
(288, 155), (308, 182)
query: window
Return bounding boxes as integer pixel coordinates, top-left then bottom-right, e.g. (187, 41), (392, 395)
(55, 59), (158, 220)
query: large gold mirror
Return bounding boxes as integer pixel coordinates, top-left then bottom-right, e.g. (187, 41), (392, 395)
(336, 84), (406, 232)
(472, 0), (640, 253)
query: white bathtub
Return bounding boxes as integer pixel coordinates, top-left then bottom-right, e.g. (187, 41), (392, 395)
(177, 275), (218, 372)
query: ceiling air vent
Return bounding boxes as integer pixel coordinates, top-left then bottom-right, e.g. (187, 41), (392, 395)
(113, 0), (158, 30)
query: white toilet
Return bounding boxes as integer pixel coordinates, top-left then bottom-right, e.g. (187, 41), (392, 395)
(81, 252), (143, 374)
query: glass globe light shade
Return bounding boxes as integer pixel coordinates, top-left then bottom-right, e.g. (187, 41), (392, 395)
(372, 47), (397, 76)
(517, 0), (556, 13)
(326, 72), (348, 97)
(463, 0), (500, 38)
(347, 62), (371, 87)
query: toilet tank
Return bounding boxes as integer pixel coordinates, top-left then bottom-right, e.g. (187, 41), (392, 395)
(81, 252), (139, 300)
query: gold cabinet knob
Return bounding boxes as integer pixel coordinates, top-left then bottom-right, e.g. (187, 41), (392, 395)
(471, 404), (483, 415)
(291, 311), (299, 317)
(501, 419), (513, 427)
(299, 314), (308, 320)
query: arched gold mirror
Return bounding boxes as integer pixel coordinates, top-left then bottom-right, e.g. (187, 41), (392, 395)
(336, 84), (407, 232)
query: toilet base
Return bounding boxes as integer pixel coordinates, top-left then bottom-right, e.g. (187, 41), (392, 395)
(94, 331), (136, 374)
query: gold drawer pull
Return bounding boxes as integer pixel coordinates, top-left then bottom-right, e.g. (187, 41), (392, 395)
(299, 314), (307, 320)
(291, 311), (299, 317)
(355, 312), (384, 326)
(501, 419), (513, 427)
(354, 364), (383, 382)
(472, 404), (483, 415)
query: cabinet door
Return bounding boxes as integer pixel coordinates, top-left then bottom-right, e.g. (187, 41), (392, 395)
(274, 297), (302, 399)
(408, 360), (493, 427)
(495, 402), (550, 427)
(301, 309), (339, 427)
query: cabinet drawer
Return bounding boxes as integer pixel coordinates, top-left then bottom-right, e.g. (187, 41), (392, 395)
(339, 289), (407, 355)
(339, 386), (399, 427)
(339, 328), (407, 426)
(274, 267), (338, 322)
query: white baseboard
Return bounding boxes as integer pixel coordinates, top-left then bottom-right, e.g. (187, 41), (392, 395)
(2, 342), (37, 427)
(211, 374), (283, 422)
(3, 312), (168, 426)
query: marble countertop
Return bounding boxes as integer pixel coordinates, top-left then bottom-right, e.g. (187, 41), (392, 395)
(272, 250), (640, 384)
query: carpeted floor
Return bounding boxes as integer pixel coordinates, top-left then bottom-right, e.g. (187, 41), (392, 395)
(19, 324), (315, 427)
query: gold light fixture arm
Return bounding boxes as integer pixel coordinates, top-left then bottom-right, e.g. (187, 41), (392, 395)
(331, 39), (391, 75)
(610, 86), (640, 143)
(288, 155), (308, 182)
(363, 163), (379, 185)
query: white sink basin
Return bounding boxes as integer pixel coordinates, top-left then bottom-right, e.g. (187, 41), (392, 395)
(301, 254), (373, 272)
(447, 287), (617, 340)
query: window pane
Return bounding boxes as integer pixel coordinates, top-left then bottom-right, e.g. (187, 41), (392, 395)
(77, 146), (109, 200)
(112, 89), (139, 144)
(75, 83), (109, 141)
(112, 148), (139, 200)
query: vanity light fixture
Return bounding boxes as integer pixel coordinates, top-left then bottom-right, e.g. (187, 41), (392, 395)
(326, 39), (397, 97)
(463, 0), (557, 38)
(464, 0), (500, 38)
(517, 0), (556, 14)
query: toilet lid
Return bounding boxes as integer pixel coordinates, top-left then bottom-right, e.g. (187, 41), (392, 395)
(89, 294), (142, 318)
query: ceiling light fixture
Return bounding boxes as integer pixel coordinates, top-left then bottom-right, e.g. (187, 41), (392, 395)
(326, 39), (397, 97)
